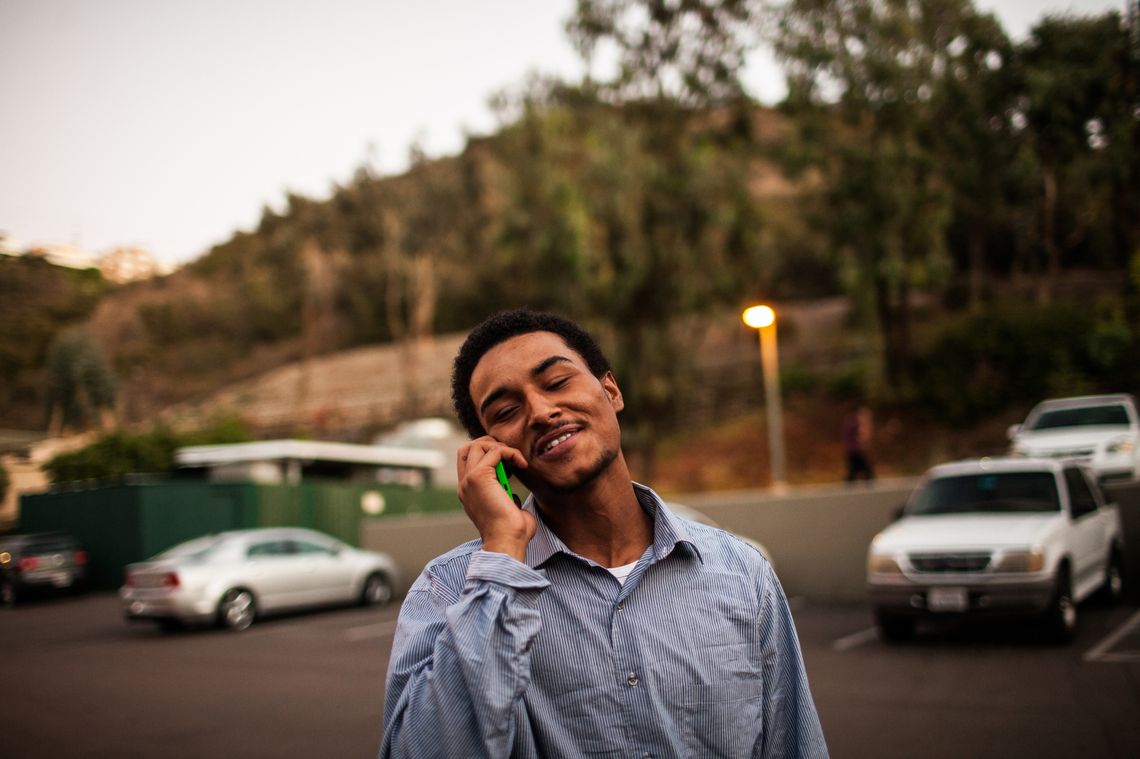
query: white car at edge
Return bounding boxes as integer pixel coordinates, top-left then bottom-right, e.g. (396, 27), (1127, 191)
(867, 457), (1124, 643)
(1008, 394), (1140, 482)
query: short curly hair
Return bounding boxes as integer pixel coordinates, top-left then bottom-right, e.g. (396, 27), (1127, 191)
(450, 308), (612, 438)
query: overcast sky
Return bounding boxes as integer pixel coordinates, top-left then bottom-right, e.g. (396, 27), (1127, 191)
(0, 0), (1127, 267)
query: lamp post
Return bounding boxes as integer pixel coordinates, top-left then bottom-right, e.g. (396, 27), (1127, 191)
(742, 305), (786, 490)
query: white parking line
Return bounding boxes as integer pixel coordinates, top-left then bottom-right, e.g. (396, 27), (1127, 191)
(1083, 609), (1140, 663)
(346, 619), (400, 642)
(832, 626), (879, 652)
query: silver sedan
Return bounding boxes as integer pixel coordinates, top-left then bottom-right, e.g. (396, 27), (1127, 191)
(120, 527), (399, 632)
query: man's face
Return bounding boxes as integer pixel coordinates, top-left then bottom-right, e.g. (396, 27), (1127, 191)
(469, 331), (624, 494)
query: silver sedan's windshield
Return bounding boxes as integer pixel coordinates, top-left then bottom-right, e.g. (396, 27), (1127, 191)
(1028, 404), (1129, 430)
(909, 472), (1061, 515)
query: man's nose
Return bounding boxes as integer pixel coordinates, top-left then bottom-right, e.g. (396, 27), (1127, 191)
(525, 392), (561, 427)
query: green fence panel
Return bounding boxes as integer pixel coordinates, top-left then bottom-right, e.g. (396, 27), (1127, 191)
(137, 482), (259, 558)
(19, 486), (144, 591)
(304, 483), (362, 545)
(359, 485), (462, 517)
(251, 484), (308, 530)
(17, 481), (462, 590)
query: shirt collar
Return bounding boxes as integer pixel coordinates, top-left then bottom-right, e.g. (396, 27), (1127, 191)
(522, 482), (704, 569)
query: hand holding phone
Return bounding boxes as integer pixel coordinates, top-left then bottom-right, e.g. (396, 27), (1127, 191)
(495, 461), (516, 503)
(456, 438), (533, 561)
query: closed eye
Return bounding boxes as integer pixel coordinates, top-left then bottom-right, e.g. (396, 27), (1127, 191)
(492, 405), (519, 423)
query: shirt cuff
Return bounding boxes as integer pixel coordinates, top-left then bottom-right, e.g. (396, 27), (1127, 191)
(467, 549), (550, 591)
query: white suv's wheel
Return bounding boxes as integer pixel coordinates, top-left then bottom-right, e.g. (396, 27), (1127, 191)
(1100, 548), (1124, 602)
(1044, 567), (1077, 644)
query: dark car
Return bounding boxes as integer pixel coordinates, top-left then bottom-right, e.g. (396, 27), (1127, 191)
(0, 532), (88, 606)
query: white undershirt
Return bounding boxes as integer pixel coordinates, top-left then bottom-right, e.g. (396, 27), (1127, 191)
(606, 560), (638, 586)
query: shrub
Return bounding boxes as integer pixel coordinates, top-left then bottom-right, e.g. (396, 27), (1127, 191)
(914, 301), (1138, 423)
(43, 415), (251, 485)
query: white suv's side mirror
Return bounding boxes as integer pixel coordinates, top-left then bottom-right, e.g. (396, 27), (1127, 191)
(1007, 424), (1022, 441)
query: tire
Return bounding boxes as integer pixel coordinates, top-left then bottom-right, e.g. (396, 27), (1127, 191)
(0, 579), (17, 608)
(360, 573), (393, 607)
(1044, 567), (1077, 644)
(875, 608), (915, 643)
(217, 588), (256, 631)
(1098, 548), (1124, 604)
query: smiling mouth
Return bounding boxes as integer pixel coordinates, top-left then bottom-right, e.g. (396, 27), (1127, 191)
(539, 430), (577, 456)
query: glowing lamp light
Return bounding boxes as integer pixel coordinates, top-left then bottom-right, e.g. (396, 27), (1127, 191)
(742, 305), (775, 329)
(741, 303), (786, 490)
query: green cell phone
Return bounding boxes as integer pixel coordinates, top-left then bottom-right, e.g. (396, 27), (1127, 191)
(495, 460), (516, 502)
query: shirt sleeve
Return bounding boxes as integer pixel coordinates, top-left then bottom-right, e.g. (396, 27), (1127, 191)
(380, 550), (550, 759)
(753, 562), (830, 758)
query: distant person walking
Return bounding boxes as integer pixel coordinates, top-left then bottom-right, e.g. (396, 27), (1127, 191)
(843, 402), (875, 482)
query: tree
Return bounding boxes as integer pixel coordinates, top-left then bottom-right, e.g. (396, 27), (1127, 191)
(0, 255), (107, 430)
(926, 11), (1019, 308)
(772, 0), (999, 389)
(487, 87), (768, 475)
(566, 0), (764, 104)
(0, 460), (9, 505)
(1015, 11), (1138, 302)
(45, 328), (118, 434)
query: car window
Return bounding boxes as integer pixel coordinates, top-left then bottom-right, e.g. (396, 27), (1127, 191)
(292, 540), (338, 556)
(909, 472), (1061, 515)
(23, 537), (77, 555)
(247, 540), (293, 558)
(1028, 404), (1130, 430)
(1063, 468), (1098, 518)
(156, 535), (225, 560)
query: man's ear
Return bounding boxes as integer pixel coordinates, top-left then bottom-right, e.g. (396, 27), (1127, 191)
(601, 372), (624, 412)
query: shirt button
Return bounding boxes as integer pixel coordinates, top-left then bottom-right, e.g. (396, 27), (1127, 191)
(627, 672), (639, 687)
(616, 601), (625, 610)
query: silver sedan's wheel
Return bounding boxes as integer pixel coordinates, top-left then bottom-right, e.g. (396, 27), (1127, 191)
(360, 573), (393, 607)
(217, 589), (256, 631)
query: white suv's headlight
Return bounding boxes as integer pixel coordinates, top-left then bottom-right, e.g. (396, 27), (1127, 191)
(1105, 437), (1135, 455)
(867, 553), (903, 575)
(993, 549), (1045, 573)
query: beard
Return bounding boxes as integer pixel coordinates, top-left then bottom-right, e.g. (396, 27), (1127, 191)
(528, 446), (619, 495)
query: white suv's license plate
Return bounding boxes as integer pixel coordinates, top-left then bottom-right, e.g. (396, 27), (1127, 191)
(928, 587), (968, 612)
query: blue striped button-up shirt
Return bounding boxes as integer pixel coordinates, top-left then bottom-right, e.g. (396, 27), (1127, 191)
(381, 484), (828, 758)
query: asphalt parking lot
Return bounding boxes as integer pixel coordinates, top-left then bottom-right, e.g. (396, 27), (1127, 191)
(1, 592), (1138, 758)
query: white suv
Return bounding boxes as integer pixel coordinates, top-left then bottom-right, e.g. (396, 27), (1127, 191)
(1008, 394), (1140, 482)
(867, 457), (1124, 643)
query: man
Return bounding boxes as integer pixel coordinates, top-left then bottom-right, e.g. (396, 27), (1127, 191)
(381, 308), (827, 758)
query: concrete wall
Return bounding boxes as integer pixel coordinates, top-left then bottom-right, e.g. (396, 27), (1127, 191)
(672, 479), (918, 601)
(360, 478), (1140, 603)
(361, 514), (478, 597)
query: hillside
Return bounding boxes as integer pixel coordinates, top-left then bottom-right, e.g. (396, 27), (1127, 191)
(158, 334), (466, 441)
(8, 103), (805, 430)
(146, 293), (1018, 491)
(4, 83), (1134, 471)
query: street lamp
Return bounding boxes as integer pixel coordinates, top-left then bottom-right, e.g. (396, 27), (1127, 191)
(742, 305), (786, 491)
